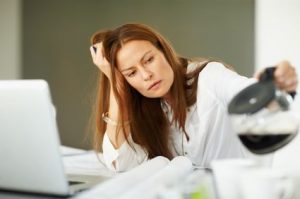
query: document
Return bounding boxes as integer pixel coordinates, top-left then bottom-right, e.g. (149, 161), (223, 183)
(72, 156), (169, 199)
(119, 156), (193, 199)
(61, 146), (114, 177)
(72, 156), (193, 199)
(60, 145), (88, 156)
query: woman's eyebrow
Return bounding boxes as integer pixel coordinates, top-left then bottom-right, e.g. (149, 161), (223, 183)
(121, 66), (134, 72)
(120, 51), (152, 72)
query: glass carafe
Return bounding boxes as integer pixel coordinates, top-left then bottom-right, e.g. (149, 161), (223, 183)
(228, 67), (299, 154)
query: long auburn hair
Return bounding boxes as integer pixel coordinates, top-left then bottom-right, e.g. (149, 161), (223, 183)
(90, 23), (210, 159)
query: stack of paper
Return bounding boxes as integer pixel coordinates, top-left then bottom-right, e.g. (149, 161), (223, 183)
(61, 146), (114, 177)
(60, 145), (88, 156)
(72, 156), (193, 199)
(120, 156), (193, 199)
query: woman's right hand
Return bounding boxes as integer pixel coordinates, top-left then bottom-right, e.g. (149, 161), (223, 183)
(90, 42), (112, 80)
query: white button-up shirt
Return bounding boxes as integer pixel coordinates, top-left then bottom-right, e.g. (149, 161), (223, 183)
(102, 62), (257, 172)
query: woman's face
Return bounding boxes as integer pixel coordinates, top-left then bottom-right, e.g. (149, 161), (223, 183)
(116, 40), (174, 98)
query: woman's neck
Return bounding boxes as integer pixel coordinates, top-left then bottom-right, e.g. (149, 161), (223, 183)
(163, 92), (173, 106)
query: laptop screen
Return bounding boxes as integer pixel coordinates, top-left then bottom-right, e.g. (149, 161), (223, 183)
(0, 80), (70, 195)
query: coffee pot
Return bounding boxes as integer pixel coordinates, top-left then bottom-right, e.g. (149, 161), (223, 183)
(228, 67), (299, 154)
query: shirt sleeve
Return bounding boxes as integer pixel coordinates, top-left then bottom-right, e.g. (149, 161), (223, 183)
(197, 62), (274, 166)
(200, 62), (257, 105)
(102, 133), (148, 172)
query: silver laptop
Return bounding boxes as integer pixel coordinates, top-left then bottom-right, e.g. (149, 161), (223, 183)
(0, 80), (108, 196)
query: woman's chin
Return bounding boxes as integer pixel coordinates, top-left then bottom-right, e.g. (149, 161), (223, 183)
(142, 90), (168, 98)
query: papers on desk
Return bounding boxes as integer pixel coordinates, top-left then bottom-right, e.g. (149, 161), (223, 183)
(61, 146), (216, 199)
(72, 156), (216, 199)
(60, 145), (88, 156)
(72, 156), (170, 199)
(61, 145), (115, 177)
(120, 156), (193, 199)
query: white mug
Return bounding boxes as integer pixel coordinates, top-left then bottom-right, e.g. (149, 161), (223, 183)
(211, 158), (258, 199)
(240, 169), (294, 199)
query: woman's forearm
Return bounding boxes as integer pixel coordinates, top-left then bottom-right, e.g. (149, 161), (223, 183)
(106, 88), (128, 149)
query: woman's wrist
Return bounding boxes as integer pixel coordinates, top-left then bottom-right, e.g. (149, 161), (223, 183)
(102, 112), (130, 126)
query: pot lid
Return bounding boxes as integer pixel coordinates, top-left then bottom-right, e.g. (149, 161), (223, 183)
(228, 81), (275, 114)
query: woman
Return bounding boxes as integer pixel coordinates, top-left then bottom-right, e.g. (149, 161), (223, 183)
(89, 23), (297, 172)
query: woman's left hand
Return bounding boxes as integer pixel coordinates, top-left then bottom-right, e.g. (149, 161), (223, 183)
(255, 60), (298, 92)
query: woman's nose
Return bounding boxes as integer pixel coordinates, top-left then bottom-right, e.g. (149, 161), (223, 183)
(141, 68), (153, 81)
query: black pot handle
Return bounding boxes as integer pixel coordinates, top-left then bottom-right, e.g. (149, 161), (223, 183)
(259, 67), (276, 82)
(259, 66), (296, 98)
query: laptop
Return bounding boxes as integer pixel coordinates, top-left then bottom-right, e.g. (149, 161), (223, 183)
(0, 80), (108, 196)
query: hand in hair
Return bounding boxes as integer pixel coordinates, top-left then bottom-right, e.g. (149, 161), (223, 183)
(90, 42), (112, 81)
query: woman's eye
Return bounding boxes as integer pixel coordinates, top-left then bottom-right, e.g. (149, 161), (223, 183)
(144, 56), (154, 64)
(127, 71), (136, 77)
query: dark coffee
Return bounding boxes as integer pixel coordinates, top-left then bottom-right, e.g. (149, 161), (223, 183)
(238, 133), (297, 154)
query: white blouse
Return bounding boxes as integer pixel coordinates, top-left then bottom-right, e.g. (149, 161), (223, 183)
(102, 62), (257, 172)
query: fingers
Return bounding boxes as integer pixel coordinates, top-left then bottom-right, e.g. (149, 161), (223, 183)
(274, 60), (292, 81)
(90, 42), (103, 56)
(274, 60), (298, 92)
(90, 43), (105, 65)
(276, 77), (298, 91)
(255, 60), (298, 93)
(89, 46), (96, 57)
(253, 70), (262, 80)
(89, 43), (111, 79)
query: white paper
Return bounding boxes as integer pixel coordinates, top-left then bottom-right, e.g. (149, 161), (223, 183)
(63, 151), (114, 177)
(60, 145), (88, 156)
(120, 156), (193, 199)
(73, 156), (170, 199)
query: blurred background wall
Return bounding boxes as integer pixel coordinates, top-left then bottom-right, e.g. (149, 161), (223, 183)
(1, 0), (254, 149)
(255, 0), (300, 169)
(0, 0), (21, 79)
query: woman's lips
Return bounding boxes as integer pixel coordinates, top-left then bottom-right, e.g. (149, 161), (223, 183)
(148, 80), (162, 90)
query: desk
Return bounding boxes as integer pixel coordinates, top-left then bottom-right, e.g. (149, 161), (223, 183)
(11, 149), (300, 199)
(0, 169), (216, 199)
